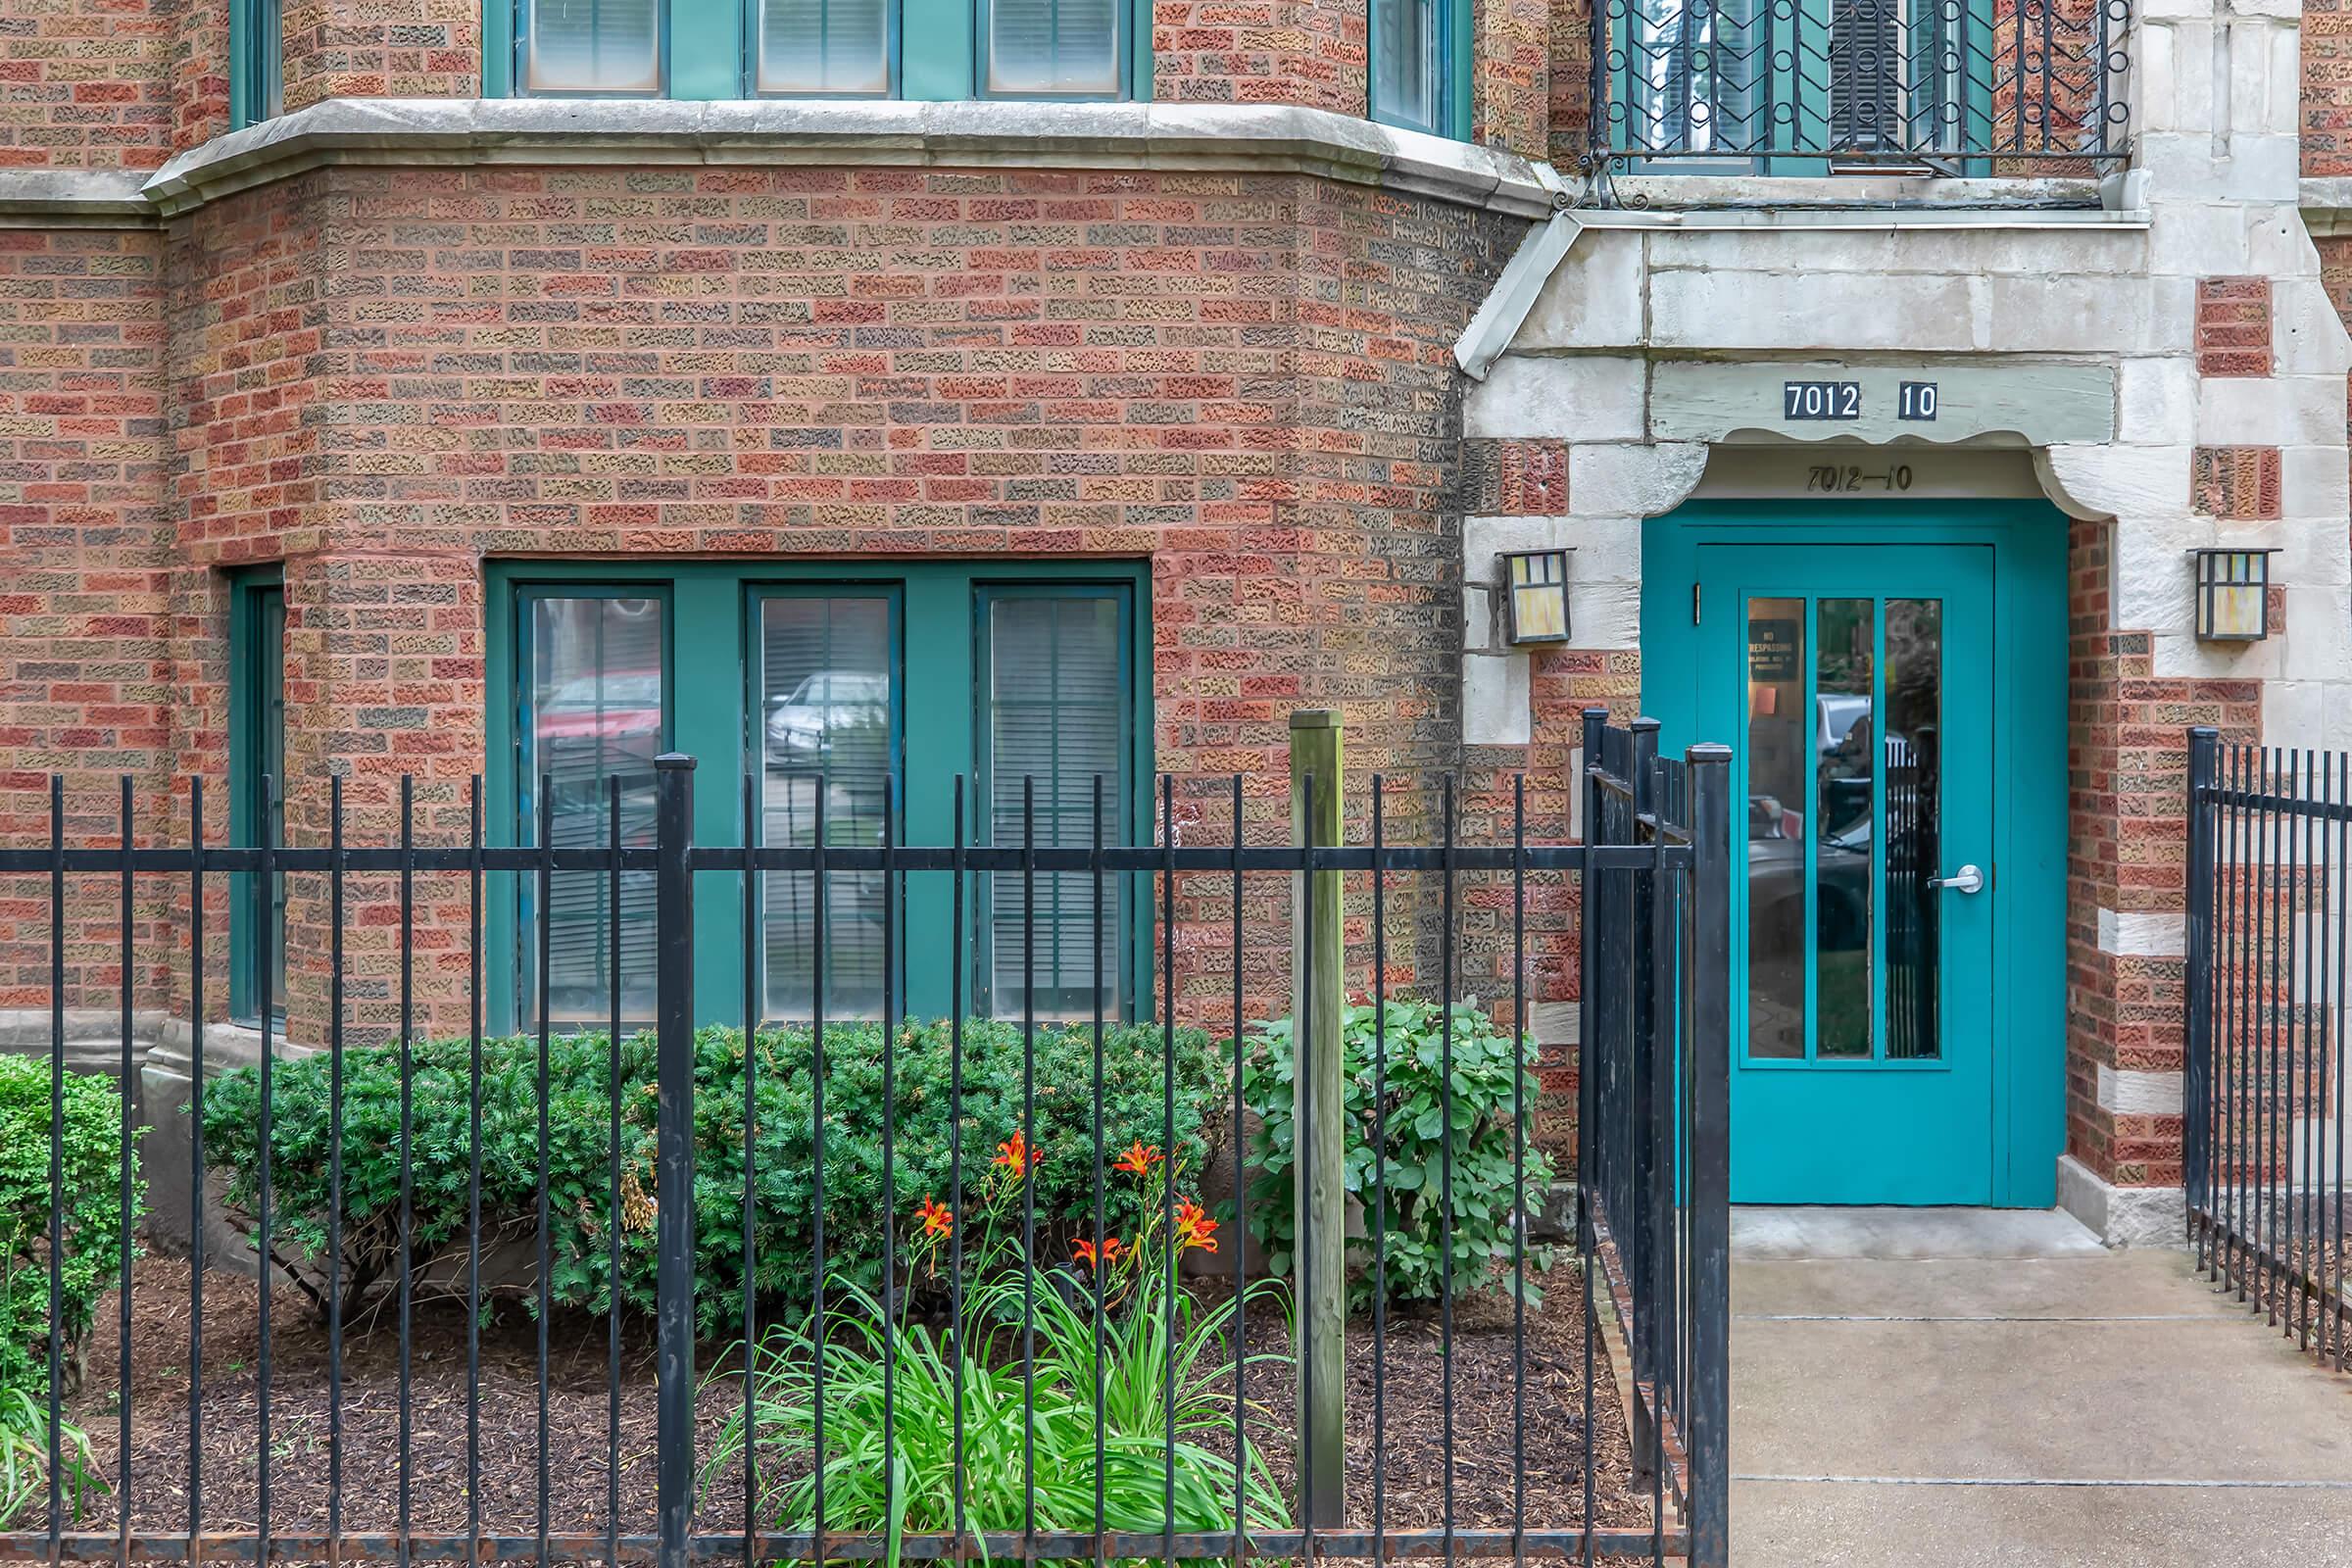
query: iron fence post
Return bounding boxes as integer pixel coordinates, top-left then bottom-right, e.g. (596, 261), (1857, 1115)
(2184, 726), (2219, 1243)
(1684, 743), (1734, 1568)
(1625, 718), (1661, 1479)
(655, 752), (698, 1568)
(1577, 707), (1606, 1246)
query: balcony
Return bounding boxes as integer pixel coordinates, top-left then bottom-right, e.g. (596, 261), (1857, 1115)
(1587, 0), (2131, 175)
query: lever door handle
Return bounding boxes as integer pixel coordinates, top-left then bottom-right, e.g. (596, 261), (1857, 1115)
(1928, 863), (1984, 895)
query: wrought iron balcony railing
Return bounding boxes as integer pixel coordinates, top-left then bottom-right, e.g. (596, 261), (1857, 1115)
(1588, 0), (2130, 172)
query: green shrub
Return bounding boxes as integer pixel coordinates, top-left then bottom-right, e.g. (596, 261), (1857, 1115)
(0, 1054), (143, 1399)
(199, 1020), (1221, 1335)
(1238, 999), (1553, 1309)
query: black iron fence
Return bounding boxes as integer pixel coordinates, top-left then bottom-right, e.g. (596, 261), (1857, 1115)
(1588, 0), (2130, 169)
(1576, 717), (1729, 1568)
(0, 715), (1730, 1568)
(2183, 728), (2350, 1367)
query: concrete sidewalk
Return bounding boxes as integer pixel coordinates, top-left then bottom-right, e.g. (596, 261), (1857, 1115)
(1729, 1208), (2352, 1566)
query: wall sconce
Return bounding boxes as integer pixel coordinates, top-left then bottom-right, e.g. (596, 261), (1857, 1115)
(1499, 548), (1573, 646)
(2189, 547), (2278, 642)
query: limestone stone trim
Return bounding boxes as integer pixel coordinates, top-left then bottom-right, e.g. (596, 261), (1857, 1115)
(2056, 1153), (2189, 1250)
(2094, 1063), (2186, 1116)
(124, 98), (1561, 220)
(2096, 907), (2186, 956)
(0, 170), (154, 228)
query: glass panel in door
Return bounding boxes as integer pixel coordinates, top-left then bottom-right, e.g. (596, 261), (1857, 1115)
(1741, 589), (1948, 1062)
(1885, 598), (1941, 1059)
(1815, 598), (1874, 1058)
(1744, 597), (1806, 1059)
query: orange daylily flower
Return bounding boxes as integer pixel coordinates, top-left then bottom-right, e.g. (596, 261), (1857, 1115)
(1072, 1235), (1127, 1269)
(1175, 1199), (1219, 1253)
(1112, 1141), (1163, 1175)
(993, 1131), (1044, 1175)
(915, 1195), (955, 1239)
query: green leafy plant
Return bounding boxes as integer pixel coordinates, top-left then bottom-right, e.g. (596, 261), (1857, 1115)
(706, 1144), (1289, 1568)
(1239, 999), (1553, 1309)
(198, 1020), (1221, 1333)
(0, 1054), (143, 1398)
(0, 1385), (102, 1530)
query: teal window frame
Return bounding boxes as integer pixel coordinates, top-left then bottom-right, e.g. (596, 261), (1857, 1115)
(484, 559), (1153, 1034)
(1366, 0), (1470, 139)
(229, 0), (283, 128)
(483, 0), (1150, 99)
(227, 566), (285, 1027)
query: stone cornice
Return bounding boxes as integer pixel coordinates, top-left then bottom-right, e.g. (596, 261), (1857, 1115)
(0, 99), (1567, 224)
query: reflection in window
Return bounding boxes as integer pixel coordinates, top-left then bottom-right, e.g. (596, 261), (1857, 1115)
(759, 595), (894, 1021)
(1625, 0), (1762, 154)
(524, 0), (662, 93)
(1371, 0), (1439, 132)
(1885, 599), (1941, 1060)
(1745, 597), (1805, 1059)
(1814, 598), (1874, 1059)
(759, 0), (890, 92)
(988, 592), (1125, 1021)
(986, 0), (1120, 95)
(523, 594), (665, 1026)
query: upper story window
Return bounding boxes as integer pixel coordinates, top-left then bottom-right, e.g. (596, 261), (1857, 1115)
(231, 0), (284, 127)
(500, 0), (1139, 98)
(1368, 0), (1466, 138)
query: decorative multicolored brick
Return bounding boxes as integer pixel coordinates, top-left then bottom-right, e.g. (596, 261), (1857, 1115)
(2063, 514), (2262, 1186)
(2190, 446), (2284, 519)
(2194, 277), (2273, 378)
(1461, 439), (1570, 514)
(0, 0), (173, 169)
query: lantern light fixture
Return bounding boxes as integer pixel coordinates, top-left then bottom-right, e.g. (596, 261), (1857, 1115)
(1499, 548), (1573, 646)
(2189, 547), (2278, 643)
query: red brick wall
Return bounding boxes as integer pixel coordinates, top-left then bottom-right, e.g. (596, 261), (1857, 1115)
(1545, 0), (1590, 167)
(280, 0), (481, 108)
(1151, 0), (1363, 112)
(1474, 0), (1552, 159)
(135, 164), (1524, 1042)
(0, 228), (173, 1012)
(166, 0), (233, 154)
(2064, 515), (2261, 1188)
(0, 0), (173, 169)
(2310, 0), (2352, 175)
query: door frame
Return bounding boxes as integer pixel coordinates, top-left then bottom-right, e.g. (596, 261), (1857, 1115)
(1641, 497), (2069, 1207)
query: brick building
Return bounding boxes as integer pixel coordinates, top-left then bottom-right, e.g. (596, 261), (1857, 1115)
(0, 0), (2344, 1241)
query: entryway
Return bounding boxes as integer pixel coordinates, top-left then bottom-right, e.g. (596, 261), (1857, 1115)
(1643, 500), (2068, 1206)
(1730, 1208), (2352, 1567)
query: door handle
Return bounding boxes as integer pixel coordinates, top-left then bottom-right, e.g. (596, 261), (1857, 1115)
(1928, 863), (1984, 895)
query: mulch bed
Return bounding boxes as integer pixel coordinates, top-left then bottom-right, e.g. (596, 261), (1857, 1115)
(52, 1257), (1655, 1553)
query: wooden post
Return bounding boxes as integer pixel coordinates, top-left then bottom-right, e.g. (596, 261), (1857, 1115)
(1290, 708), (1346, 1528)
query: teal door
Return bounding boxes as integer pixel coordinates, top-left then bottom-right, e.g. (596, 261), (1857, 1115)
(1699, 542), (1998, 1203)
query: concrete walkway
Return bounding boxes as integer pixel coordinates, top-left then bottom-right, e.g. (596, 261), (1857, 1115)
(1730, 1207), (2352, 1566)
